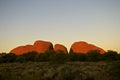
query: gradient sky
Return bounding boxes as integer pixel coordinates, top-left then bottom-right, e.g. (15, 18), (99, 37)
(0, 0), (120, 53)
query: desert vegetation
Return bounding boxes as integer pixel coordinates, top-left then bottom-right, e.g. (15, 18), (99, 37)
(0, 61), (120, 80)
(0, 50), (120, 80)
(0, 50), (120, 63)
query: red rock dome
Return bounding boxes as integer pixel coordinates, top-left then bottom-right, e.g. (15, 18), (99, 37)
(10, 45), (34, 55)
(70, 41), (105, 54)
(10, 40), (105, 55)
(54, 44), (68, 54)
(33, 40), (53, 53)
(10, 40), (53, 55)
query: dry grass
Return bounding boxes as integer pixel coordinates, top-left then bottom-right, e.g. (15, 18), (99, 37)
(0, 61), (120, 80)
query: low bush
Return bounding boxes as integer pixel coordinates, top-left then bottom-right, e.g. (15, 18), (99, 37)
(0, 50), (120, 63)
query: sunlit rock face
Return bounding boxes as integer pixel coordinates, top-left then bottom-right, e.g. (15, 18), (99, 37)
(10, 40), (105, 55)
(54, 44), (68, 54)
(33, 40), (53, 53)
(70, 41), (105, 54)
(10, 45), (34, 55)
(10, 40), (53, 55)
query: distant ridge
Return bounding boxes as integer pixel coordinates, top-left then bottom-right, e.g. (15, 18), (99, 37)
(10, 40), (105, 55)
(10, 40), (53, 55)
(70, 41), (105, 54)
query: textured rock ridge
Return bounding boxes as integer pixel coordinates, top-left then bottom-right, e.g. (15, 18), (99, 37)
(10, 40), (105, 55)
(54, 44), (68, 53)
(10, 40), (53, 55)
(70, 41), (105, 54)
(33, 40), (53, 53)
(10, 45), (34, 55)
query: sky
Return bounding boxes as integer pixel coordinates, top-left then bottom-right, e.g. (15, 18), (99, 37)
(0, 0), (120, 53)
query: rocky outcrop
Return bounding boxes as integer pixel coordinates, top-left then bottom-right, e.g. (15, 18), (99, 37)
(33, 40), (53, 53)
(10, 40), (53, 55)
(70, 41), (105, 54)
(54, 44), (68, 53)
(10, 45), (34, 55)
(10, 40), (105, 55)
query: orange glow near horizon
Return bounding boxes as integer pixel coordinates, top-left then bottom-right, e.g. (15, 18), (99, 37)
(0, 0), (120, 53)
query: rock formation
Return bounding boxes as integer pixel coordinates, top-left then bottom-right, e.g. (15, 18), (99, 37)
(54, 44), (68, 54)
(70, 41), (105, 54)
(10, 40), (53, 55)
(10, 40), (105, 55)
(10, 45), (34, 55)
(33, 40), (53, 53)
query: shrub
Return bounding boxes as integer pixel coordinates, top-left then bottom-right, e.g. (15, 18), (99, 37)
(0, 53), (16, 63)
(103, 50), (118, 61)
(50, 51), (67, 64)
(16, 51), (38, 62)
(68, 53), (86, 61)
(86, 50), (101, 62)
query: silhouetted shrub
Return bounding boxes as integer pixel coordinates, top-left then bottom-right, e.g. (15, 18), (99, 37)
(86, 50), (101, 62)
(117, 54), (120, 60)
(0, 50), (120, 63)
(35, 54), (49, 62)
(0, 53), (7, 63)
(103, 50), (118, 61)
(16, 55), (26, 63)
(0, 53), (16, 63)
(69, 49), (87, 61)
(16, 51), (38, 62)
(34, 50), (55, 62)
(76, 54), (86, 61)
(68, 53), (86, 61)
(50, 51), (67, 64)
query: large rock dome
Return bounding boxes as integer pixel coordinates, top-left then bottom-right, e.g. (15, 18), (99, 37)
(54, 44), (68, 54)
(10, 40), (53, 55)
(70, 41), (105, 54)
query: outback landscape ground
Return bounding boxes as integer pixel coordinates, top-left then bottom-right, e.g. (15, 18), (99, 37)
(1, 0), (120, 80)
(0, 40), (120, 80)
(0, 61), (120, 80)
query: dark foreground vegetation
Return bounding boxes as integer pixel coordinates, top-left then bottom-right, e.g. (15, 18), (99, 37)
(0, 50), (120, 63)
(0, 61), (120, 80)
(0, 50), (120, 80)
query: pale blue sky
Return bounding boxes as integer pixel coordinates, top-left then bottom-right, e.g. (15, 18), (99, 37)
(0, 0), (120, 53)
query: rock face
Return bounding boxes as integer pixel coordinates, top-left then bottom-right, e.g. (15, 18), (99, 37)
(10, 40), (53, 55)
(10, 45), (34, 55)
(54, 44), (68, 54)
(70, 41), (105, 54)
(33, 40), (53, 53)
(10, 40), (105, 55)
